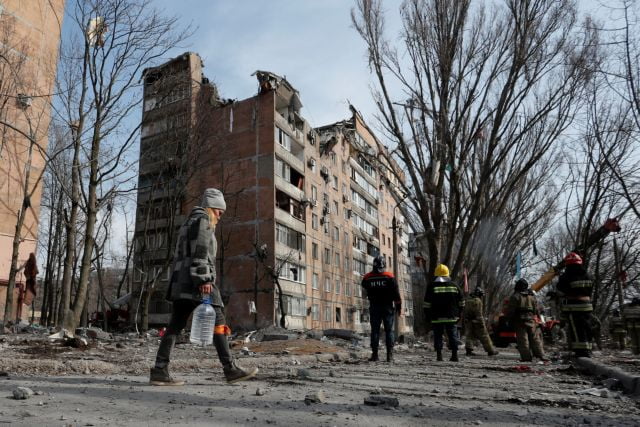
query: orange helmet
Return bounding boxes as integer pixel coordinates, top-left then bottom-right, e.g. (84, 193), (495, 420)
(564, 252), (582, 265)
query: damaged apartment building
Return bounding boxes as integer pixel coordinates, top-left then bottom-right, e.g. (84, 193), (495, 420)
(133, 52), (413, 334)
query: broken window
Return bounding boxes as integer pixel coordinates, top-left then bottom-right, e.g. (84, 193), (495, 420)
(335, 307), (342, 323)
(275, 190), (305, 221)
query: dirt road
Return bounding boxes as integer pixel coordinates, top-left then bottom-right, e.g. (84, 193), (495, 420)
(0, 335), (638, 426)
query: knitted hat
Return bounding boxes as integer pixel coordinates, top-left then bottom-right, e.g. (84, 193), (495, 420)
(201, 188), (226, 211)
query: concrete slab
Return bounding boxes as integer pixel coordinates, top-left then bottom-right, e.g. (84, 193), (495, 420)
(575, 357), (640, 396)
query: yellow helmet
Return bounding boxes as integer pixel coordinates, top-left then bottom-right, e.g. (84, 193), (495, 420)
(434, 263), (450, 277)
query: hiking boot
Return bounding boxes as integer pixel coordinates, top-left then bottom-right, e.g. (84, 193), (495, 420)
(450, 349), (459, 362)
(488, 350), (499, 356)
(368, 350), (379, 362)
(224, 362), (258, 384)
(436, 350), (443, 361)
(386, 349), (394, 363)
(149, 366), (185, 386)
(466, 348), (476, 356)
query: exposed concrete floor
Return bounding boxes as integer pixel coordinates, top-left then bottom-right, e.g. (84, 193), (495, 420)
(0, 337), (638, 426)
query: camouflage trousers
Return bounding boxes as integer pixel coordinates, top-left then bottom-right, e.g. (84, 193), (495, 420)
(465, 320), (495, 354)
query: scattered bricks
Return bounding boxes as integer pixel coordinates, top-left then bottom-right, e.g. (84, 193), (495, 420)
(87, 328), (111, 340)
(13, 387), (35, 400)
(304, 390), (326, 405)
(364, 395), (399, 407)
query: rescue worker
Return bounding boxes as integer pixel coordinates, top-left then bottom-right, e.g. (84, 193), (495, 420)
(557, 252), (594, 357)
(506, 278), (547, 362)
(423, 264), (464, 362)
(608, 309), (626, 350)
(150, 188), (258, 385)
(464, 287), (499, 356)
(361, 255), (402, 362)
(623, 297), (640, 355)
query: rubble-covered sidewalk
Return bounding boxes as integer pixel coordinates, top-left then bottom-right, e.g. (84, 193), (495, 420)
(0, 327), (638, 426)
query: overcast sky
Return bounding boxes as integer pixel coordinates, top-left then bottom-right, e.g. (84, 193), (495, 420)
(152, 0), (401, 128)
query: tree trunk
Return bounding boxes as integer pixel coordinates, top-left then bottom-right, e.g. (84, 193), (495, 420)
(3, 139), (36, 324)
(58, 132), (81, 329)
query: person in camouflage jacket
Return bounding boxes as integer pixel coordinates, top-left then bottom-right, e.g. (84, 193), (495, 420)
(464, 287), (498, 356)
(150, 188), (258, 386)
(506, 278), (547, 362)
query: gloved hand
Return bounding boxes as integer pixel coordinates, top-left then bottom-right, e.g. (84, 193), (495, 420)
(395, 303), (402, 315)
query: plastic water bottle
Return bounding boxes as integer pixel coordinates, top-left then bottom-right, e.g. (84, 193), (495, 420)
(190, 297), (215, 346)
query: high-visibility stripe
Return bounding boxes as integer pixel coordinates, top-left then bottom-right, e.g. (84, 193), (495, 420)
(432, 318), (457, 323)
(214, 325), (231, 335)
(423, 302), (431, 308)
(562, 303), (593, 312)
(569, 342), (592, 349)
(433, 286), (459, 293)
(569, 280), (592, 289)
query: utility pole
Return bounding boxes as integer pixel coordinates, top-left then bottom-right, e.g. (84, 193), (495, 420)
(392, 212), (400, 341)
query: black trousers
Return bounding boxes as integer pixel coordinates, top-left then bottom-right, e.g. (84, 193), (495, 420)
(565, 311), (593, 354)
(369, 304), (395, 351)
(155, 299), (229, 368)
(433, 323), (459, 351)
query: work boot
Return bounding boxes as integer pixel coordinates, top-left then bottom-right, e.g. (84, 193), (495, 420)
(488, 350), (499, 356)
(386, 348), (394, 363)
(466, 348), (476, 356)
(436, 350), (443, 361)
(368, 349), (379, 362)
(223, 362), (259, 384)
(149, 366), (185, 386)
(214, 333), (258, 383)
(450, 349), (459, 362)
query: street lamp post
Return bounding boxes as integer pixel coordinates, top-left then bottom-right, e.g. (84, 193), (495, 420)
(391, 201), (405, 342)
(392, 215), (399, 341)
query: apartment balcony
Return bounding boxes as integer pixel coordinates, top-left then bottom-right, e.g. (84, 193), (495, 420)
(274, 207), (306, 234)
(350, 203), (379, 228)
(275, 143), (305, 172)
(277, 278), (306, 298)
(275, 175), (305, 202)
(275, 112), (305, 146)
(137, 187), (175, 204)
(135, 217), (170, 232)
(275, 241), (306, 265)
(349, 157), (377, 187)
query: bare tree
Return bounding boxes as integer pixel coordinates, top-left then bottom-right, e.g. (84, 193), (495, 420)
(545, 82), (640, 320)
(52, 0), (191, 332)
(351, 0), (597, 309)
(592, 0), (640, 220)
